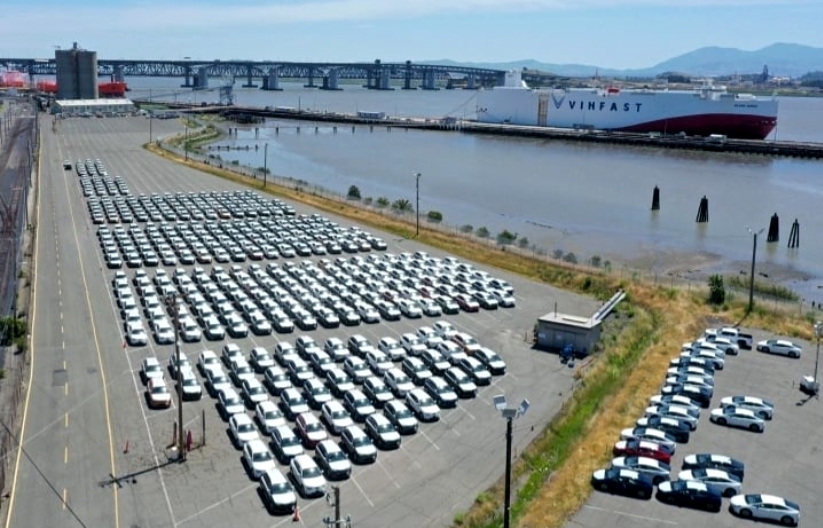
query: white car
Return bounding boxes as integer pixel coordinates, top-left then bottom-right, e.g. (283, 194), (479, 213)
(289, 455), (326, 498)
(249, 347), (275, 373)
(649, 394), (701, 414)
(730, 494), (800, 526)
(321, 400), (354, 435)
(756, 339), (802, 358)
(399, 333), (427, 357)
(243, 439), (276, 479)
(218, 388), (246, 419)
(384, 368), (415, 398)
(680, 349), (725, 370)
(677, 468), (742, 498)
(205, 367), (232, 396)
(241, 377), (269, 406)
(153, 319), (174, 345)
(178, 368), (202, 400)
(340, 425), (377, 464)
(432, 320), (457, 340)
(406, 388), (440, 422)
(315, 439), (352, 480)
(126, 322), (149, 347)
(665, 374), (714, 389)
(255, 400), (286, 435)
(141, 356), (164, 383)
(365, 349), (392, 375)
(378, 337), (406, 361)
(263, 366), (293, 395)
(709, 406), (765, 432)
(610, 456), (670, 485)
(197, 350), (221, 375)
(720, 396), (774, 420)
(259, 468), (297, 514)
(474, 347), (507, 375)
(229, 412), (261, 448)
(222, 343), (244, 367)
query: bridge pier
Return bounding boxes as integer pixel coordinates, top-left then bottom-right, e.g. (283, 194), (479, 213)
(194, 67), (209, 89)
(262, 69), (282, 91)
(402, 60), (415, 90)
(180, 65), (193, 88)
(242, 65), (257, 88)
(421, 69), (438, 90)
(304, 67), (317, 88)
(466, 74), (476, 90)
(320, 69), (342, 90)
(112, 65), (125, 83)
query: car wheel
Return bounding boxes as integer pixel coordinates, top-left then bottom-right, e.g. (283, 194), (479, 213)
(716, 417), (727, 425)
(596, 482), (608, 492)
(638, 489), (650, 500)
(749, 423), (762, 432)
(653, 476), (665, 486)
(761, 347), (770, 353)
(739, 508), (752, 519)
(723, 488), (736, 498)
(781, 515), (796, 526)
(789, 352), (799, 359)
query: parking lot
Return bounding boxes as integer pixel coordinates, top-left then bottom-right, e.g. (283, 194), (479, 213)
(567, 328), (822, 528)
(15, 116), (604, 528)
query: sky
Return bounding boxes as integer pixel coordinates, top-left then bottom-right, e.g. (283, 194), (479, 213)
(2, 0), (822, 69)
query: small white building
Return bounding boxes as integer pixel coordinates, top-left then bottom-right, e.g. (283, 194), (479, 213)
(53, 98), (135, 116)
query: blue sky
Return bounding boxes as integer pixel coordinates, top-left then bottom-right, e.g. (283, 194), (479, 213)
(3, 0), (822, 69)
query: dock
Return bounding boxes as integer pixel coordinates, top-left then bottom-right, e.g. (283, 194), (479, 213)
(160, 102), (823, 159)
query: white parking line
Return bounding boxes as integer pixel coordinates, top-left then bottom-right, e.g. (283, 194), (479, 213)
(582, 505), (678, 525)
(348, 472), (375, 507)
(375, 458), (401, 489)
(455, 403), (476, 421)
(419, 429), (440, 451)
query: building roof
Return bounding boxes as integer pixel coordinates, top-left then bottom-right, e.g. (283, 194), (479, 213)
(55, 98), (133, 107)
(538, 312), (599, 330)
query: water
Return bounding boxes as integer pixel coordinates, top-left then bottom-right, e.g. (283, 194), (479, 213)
(127, 77), (823, 298)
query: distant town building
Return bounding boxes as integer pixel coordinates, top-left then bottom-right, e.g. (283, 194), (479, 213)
(56, 42), (99, 100)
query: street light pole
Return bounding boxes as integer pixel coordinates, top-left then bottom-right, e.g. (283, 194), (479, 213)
(494, 395), (530, 528)
(747, 227), (764, 312)
(165, 294), (186, 461)
(814, 321), (822, 388)
(263, 143), (268, 188)
(184, 124), (188, 161)
(414, 172), (421, 237)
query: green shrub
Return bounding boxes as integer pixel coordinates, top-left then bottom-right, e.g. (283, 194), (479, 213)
(708, 274), (726, 305)
(476, 226), (490, 238)
(460, 224), (473, 233)
(347, 185), (361, 200)
(427, 210), (443, 222)
(376, 197), (390, 208)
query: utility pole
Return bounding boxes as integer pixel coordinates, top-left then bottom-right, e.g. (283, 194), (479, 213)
(165, 294), (186, 461)
(263, 143), (268, 188)
(414, 172), (421, 237)
(184, 124), (188, 161)
(747, 227), (764, 312)
(323, 486), (351, 528)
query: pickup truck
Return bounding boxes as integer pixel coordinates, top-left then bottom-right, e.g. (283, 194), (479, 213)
(704, 327), (753, 350)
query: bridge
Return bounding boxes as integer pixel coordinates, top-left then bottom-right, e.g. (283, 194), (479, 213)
(0, 58), (516, 90)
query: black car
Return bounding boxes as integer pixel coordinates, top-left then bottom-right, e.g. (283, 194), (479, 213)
(638, 415), (691, 443)
(590, 467), (654, 500)
(681, 453), (745, 480)
(655, 480), (722, 512)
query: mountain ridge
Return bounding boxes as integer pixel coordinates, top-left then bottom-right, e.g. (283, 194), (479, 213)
(423, 43), (823, 78)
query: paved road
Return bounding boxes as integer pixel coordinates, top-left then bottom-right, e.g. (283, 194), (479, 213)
(6, 114), (601, 528)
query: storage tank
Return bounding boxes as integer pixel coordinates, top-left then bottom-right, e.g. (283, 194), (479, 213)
(55, 42), (98, 100)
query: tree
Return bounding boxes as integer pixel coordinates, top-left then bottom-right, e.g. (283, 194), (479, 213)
(496, 230), (517, 246)
(708, 274), (726, 305)
(460, 224), (473, 233)
(347, 185), (361, 200)
(563, 252), (578, 264)
(590, 255), (602, 268)
(517, 236), (529, 248)
(427, 211), (443, 223)
(363, 197), (373, 206)
(391, 198), (413, 213)
(376, 197), (390, 208)
(476, 226), (490, 238)
(552, 249), (564, 260)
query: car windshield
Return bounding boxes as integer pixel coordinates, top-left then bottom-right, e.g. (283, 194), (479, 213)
(355, 399), (370, 408)
(332, 411), (348, 420)
(152, 386), (167, 394)
(352, 436), (370, 447)
(270, 482), (291, 494)
(265, 411), (280, 420)
(238, 423), (254, 433)
(303, 466), (322, 478)
(744, 495), (760, 505)
(252, 450), (272, 462)
(377, 424), (392, 433)
(327, 450), (346, 461)
(396, 409), (412, 418)
(306, 422), (323, 432)
(226, 396), (242, 405)
(282, 435), (300, 447)
(183, 379), (198, 387)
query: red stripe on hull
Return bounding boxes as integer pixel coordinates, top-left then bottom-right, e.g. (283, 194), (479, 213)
(614, 113), (776, 140)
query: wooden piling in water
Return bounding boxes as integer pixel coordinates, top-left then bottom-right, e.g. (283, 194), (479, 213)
(695, 195), (709, 223)
(767, 213), (779, 242)
(788, 219), (800, 248)
(651, 186), (660, 211)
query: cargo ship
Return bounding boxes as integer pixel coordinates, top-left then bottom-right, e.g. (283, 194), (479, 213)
(34, 80), (128, 98)
(475, 71), (778, 140)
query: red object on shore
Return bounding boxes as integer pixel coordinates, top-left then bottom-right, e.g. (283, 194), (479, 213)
(99, 82), (127, 97)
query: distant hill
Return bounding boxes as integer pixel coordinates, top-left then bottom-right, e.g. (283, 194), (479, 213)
(425, 43), (823, 78)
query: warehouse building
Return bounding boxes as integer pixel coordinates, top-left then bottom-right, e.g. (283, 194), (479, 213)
(52, 99), (135, 116)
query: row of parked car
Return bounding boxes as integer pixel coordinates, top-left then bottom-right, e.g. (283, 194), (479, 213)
(138, 322), (507, 514)
(115, 249), (516, 347)
(591, 327), (801, 526)
(95, 207), (388, 269)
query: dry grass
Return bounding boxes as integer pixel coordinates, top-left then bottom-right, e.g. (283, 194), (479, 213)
(146, 143), (816, 528)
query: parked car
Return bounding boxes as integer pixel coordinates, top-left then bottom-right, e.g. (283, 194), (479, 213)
(271, 425), (303, 463)
(289, 454), (327, 498)
(709, 406), (765, 432)
(295, 412), (329, 448)
(263, 366), (293, 396)
(340, 425), (377, 464)
(729, 494), (801, 526)
(474, 347), (507, 375)
(321, 400), (354, 435)
(242, 439), (276, 479)
(423, 376), (458, 409)
(406, 388), (440, 422)
(612, 438), (672, 463)
(279, 388), (310, 420)
(610, 456), (670, 485)
(590, 467), (653, 500)
(229, 413), (261, 448)
(720, 396), (774, 420)
(250, 347), (276, 373)
(383, 400), (419, 435)
(259, 468), (297, 514)
(315, 439), (352, 481)
(365, 414), (401, 450)
(255, 400), (287, 435)
(677, 468), (742, 498)
(756, 339), (801, 358)
(362, 376), (394, 408)
(681, 453), (745, 479)
(443, 367), (478, 398)
(619, 428), (677, 454)
(343, 389), (376, 422)
(655, 480), (722, 512)
(146, 378), (172, 409)
(635, 416), (691, 443)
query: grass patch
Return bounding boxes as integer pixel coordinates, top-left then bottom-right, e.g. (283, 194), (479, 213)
(726, 274), (800, 301)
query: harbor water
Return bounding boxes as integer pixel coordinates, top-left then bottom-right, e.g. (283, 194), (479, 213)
(128, 78), (823, 300)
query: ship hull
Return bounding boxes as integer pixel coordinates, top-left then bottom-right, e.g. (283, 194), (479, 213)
(476, 86), (778, 140)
